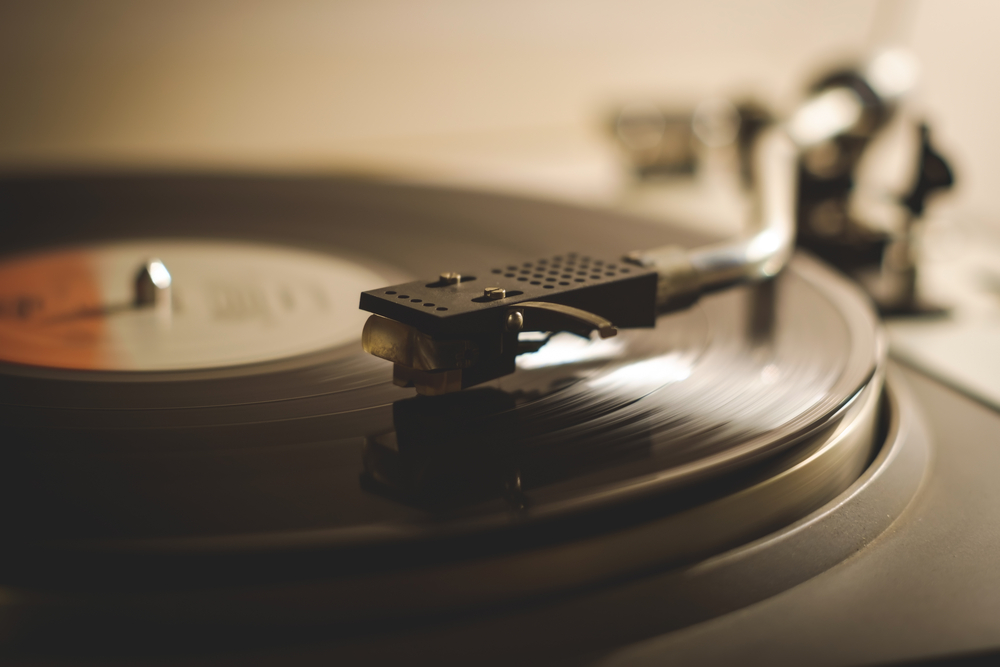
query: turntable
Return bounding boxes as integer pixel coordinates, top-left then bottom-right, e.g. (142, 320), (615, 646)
(3, 22), (1000, 667)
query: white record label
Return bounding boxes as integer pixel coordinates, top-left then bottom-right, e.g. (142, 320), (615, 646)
(0, 239), (388, 371)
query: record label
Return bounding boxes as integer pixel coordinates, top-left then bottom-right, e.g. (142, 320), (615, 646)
(0, 239), (388, 371)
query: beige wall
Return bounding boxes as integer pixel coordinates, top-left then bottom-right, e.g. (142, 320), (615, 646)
(0, 1), (997, 224)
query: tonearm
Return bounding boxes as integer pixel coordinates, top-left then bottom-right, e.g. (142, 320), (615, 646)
(359, 48), (952, 395)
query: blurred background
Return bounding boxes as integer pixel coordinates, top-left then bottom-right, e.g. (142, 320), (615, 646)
(0, 0), (995, 223)
(1, 0), (998, 401)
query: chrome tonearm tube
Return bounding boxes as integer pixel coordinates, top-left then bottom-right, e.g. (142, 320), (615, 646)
(628, 80), (874, 310)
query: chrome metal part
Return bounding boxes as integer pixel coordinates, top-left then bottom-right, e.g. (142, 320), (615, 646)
(785, 86), (865, 148)
(517, 301), (617, 339)
(688, 127), (798, 293)
(505, 310), (524, 332)
(628, 126), (798, 305)
(134, 258), (172, 310)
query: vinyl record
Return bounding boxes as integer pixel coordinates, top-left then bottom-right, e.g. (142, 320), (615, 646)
(0, 174), (882, 616)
